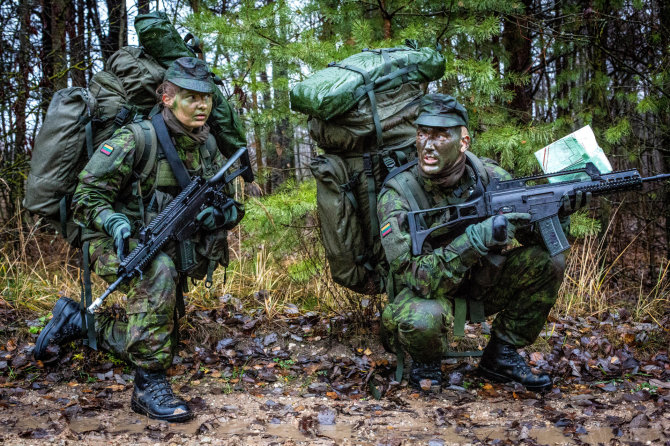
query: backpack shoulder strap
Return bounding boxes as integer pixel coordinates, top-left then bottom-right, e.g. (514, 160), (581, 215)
(127, 120), (158, 182)
(204, 134), (218, 158)
(465, 151), (490, 187)
(383, 160), (430, 213)
(151, 113), (191, 189)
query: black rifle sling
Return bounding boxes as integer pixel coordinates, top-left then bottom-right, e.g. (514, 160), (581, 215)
(81, 241), (97, 350)
(150, 113), (191, 318)
(151, 113), (191, 188)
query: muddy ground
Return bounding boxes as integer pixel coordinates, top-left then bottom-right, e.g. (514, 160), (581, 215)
(1, 303), (669, 445)
(2, 375), (669, 445)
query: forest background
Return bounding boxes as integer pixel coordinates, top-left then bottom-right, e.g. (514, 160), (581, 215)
(0, 0), (669, 327)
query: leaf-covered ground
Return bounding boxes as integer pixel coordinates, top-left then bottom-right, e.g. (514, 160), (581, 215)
(1, 300), (669, 445)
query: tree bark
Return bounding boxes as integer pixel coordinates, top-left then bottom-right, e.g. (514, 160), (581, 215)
(502, 0), (532, 123)
(101, 0), (126, 62)
(15, 0), (33, 155)
(68, 0), (86, 87)
(659, 0), (670, 258)
(137, 0), (150, 14)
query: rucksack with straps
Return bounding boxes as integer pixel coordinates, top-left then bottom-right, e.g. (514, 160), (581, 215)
(23, 12), (245, 245)
(291, 41), (444, 294)
(23, 12), (247, 350)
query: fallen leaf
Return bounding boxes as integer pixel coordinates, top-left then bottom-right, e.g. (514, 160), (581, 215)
(326, 391), (338, 400)
(419, 379), (432, 391)
(649, 379), (670, 389)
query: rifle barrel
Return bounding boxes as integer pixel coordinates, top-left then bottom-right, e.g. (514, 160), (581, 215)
(642, 173), (670, 183)
(88, 275), (124, 313)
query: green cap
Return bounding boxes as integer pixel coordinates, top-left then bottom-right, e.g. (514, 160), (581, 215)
(415, 94), (469, 129)
(164, 57), (215, 94)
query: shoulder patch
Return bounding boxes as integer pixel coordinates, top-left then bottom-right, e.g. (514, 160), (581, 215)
(381, 222), (393, 237)
(100, 144), (114, 156)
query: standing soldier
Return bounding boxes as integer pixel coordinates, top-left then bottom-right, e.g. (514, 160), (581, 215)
(377, 94), (588, 391)
(34, 57), (244, 421)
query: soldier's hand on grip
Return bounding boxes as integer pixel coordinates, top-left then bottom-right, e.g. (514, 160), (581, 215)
(559, 190), (592, 215)
(103, 213), (131, 261)
(465, 212), (531, 254)
(196, 205), (238, 231)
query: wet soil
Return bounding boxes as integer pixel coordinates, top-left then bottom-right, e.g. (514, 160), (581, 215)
(2, 337), (669, 445)
(2, 304), (669, 445)
(2, 369), (669, 445)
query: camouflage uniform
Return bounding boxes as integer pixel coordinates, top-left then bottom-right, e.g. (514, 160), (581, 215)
(377, 161), (566, 364)
(73, 126), (241, 371)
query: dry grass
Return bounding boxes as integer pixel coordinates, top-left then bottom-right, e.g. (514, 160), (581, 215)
(1, 211), (80, 315)
(1, 199), (667, 329)
(556, 206), (669, 320)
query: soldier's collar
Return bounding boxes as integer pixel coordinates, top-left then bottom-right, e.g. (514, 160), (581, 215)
(419, 165), (475, 197)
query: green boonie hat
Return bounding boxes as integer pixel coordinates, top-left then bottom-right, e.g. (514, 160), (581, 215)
(415, 93), (469, 129)
(164, 57), (215, 94)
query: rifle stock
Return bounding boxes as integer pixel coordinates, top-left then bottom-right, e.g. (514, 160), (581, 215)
(408, 162), (670, 257)
(88, 147), (251, 313)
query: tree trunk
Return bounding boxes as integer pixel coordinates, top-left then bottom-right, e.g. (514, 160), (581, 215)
(502, 0), (532, 123)
(660, 0), (670, 258)
(259, 69), (272, 193)
(137, 0), (150, 14)
(15, 0), (32, 155)
(101, 0), (126, 62)
(188, 0), (200, 14)
(251, 89), (265, 192)
(379, 0), (392, 40)
(39, 0), (53, 115)
(68, 0), (86, 87)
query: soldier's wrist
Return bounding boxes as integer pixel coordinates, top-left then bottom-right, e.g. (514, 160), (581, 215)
(95, 209), (116, 234)
(464, 224), (489, 256)
(445, 232), (485, 267)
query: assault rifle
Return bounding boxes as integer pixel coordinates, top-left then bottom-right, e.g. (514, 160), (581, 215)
(87, 147), (254, 313)
(408, 162), (670, 257)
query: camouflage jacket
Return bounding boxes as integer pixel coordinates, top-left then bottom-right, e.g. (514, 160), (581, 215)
(377, 157), (516, 300)
(73, 123), (235, 242)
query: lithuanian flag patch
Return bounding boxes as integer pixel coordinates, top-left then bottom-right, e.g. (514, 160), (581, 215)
(100, 144), (114, 156)
(381, 222), (392, 237)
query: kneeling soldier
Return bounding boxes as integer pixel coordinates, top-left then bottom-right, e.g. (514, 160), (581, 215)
(34, 57), (243, 421)
(377, 94), (586, 391)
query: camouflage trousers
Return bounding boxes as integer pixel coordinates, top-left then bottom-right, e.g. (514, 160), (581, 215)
(88, 237), (178, 371)
(381, 245), (566, 363)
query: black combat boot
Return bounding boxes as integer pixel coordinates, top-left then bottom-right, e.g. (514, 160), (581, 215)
(478, 336), (552, 392)
(131, 368), (193, 422)
(409, 361), (442, 389)
(34, 297), (84, 359)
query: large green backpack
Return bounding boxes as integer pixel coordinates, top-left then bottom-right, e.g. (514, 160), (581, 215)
(23, 12), (245, 245)
(291, 41), (445, 294)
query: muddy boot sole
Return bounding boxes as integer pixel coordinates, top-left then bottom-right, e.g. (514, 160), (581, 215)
(131, 395), (193, 422)
(478, 364), (552, 393)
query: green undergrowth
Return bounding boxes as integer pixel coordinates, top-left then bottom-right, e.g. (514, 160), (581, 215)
(0, 180), (667, 333)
